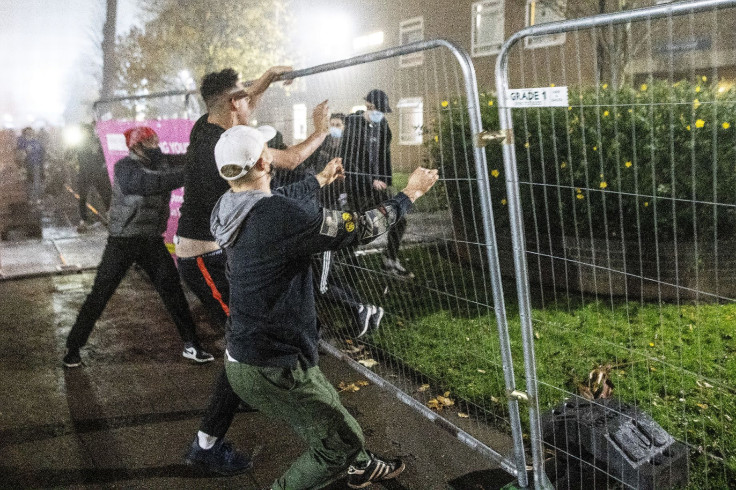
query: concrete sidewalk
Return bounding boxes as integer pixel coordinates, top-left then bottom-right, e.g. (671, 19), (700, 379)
(0, 270), (516, 489)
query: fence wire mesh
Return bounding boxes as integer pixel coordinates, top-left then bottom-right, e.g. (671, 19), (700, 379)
(496, 1), (736, 488)
(254, 43), (526, 480)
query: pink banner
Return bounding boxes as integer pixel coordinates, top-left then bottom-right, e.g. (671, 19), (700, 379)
(95, 119), (195, 250)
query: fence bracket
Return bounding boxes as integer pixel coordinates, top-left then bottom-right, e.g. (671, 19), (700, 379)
(476, 129), (514, 147)
(507, 389), (529, 403)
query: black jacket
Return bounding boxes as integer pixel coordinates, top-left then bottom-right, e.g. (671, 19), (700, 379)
(107, 153), (184, 237)
(210, 176), (412, 368)
(340, 112), (393, 196)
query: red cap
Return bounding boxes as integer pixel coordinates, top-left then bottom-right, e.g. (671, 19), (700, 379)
(123, 126), (157, 149)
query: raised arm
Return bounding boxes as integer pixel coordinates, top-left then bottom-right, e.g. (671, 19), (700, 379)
(271, 100), (330, 170)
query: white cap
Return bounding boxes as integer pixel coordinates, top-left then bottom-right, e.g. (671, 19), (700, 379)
(214, 125), (277, 180)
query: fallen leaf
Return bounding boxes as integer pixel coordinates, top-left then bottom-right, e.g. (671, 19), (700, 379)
(477, 369), (486, 374)
(534, 331), (540, 339)
(356, 380), (370, 387)
(345, 339), (353, 345)
(696, 380), (714, 389)
(338, 382), (361, 393)
(437, 395), (455, 407)
(490, 396), (499, 403)
(427, 398), (441, 410)
(418, 384), (430, 392)
(697, 403), (709, 410)
(458, 413), (470, 418)
(358, 359), (379, 368)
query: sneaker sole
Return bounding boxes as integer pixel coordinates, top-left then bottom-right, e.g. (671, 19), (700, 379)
(63, 361), (81, 368)
(182, 352), (215, 363)
(348, 461), (406, 488)
(184, 457), (253, 475)
(370, 308), (384, 331)
(356, 308), (373, 338)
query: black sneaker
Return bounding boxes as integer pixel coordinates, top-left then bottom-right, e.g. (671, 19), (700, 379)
(182, 343), (214, 363)
(347, 453), (405, 488)
(184, 436), (252, 475)
(63, 348), (81, 368)
(355, 304), (375, 338)
(381, 256), (415, 279)
(369, 306), (384, 331)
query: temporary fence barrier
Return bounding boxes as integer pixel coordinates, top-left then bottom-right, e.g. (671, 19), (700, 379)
(495, 0), (736, 488)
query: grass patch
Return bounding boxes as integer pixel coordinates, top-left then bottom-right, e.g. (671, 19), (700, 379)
(321, 246), (736, 489)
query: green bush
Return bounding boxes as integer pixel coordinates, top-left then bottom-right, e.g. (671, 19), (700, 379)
(426, 79), (736, 245)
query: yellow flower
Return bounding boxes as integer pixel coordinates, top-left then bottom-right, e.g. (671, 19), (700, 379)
(602, 83), (608, 89)
(524, 142), (530, 148)
(625, 161), (632, 168)
(501, 199), (507, 205)
(576, 188), (581, 193)
(568, 106), (572, 111)
(593, 146), (597, 151)
(441, 100), (449, 107)
(696, 119), (705, 128)
(628, 108), (633, 113)
(693, 99), (701, 109)
(550, 83), (555, 87)
(649, 342), (655, 347)
(603, 110), (610, 117)
(723, 122), (731, 130)
(488, 100), (494, 106)
(491, 169), (500, 178)
(576, 193), (584, 200)
(702, 75), (708, 82)
(644, 201), (649, 207)
(599, 173), (604, 178)
(695, 86), (701, 93)
(434, 135), (439, 142)
(686, 125), (691, 131)
(640, 83), (648, 91)
(560, 162), (567, 169)
(599, 181), (608, 189)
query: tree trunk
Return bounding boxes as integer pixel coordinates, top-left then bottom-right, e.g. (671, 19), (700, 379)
(101, 0), (117, 99)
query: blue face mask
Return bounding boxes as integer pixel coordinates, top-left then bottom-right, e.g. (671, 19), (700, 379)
(329, 127), (343, 139)
(369, 110), (384, 123)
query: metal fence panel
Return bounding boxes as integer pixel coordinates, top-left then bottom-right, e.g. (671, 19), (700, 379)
(495, 1), (736, 488)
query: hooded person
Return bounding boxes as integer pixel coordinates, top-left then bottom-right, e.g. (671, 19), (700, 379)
(62, 126), (213, 368)
(209, 124), (439, 489)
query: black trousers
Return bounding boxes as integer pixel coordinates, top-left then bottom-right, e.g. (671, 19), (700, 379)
(65, 236), (199, 350)
(178, 250), (240, 438)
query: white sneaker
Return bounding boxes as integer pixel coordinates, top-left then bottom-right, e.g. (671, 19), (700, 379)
(182, 343), (214, 363)
(382, 256), (415, 279)
(355, 304), (375, 338)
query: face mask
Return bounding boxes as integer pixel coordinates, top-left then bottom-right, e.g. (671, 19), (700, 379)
(329, 127), (343, 139)
(369, 110), (384, 123)
(142, 147), (164, 165)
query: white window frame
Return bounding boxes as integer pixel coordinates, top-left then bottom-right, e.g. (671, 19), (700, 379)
(471, 0), (505, 57)
(293, 103), (307, 142)
(397, 97), (424, 146)
(400, 17), (424, 68)
(524, 0), (567, 49)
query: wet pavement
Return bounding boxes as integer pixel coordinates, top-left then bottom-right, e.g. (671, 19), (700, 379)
(0, 259), (515, 489)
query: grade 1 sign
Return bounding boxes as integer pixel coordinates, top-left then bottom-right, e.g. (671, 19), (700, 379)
(505, 86), (569, 108)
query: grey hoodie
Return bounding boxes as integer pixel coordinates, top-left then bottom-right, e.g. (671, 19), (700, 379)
(210, 189), (270, 249)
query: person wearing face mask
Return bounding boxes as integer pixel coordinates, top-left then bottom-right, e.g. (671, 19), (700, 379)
(62, 126), (213, 368)
(341, 89), (414, 279)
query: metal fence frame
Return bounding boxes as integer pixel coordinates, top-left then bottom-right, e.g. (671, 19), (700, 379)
(494, 0), (736, 488)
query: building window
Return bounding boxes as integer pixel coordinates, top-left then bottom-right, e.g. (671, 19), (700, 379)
(353, 31), (384, 52)
(400, 17), (424, 67)
(525, 0), (566, 49)
(471, 0), (505, 57)
(397, 97), (424, 145)
(293, 103), (307, 142)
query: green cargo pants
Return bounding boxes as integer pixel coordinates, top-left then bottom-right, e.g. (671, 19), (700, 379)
(226, 359), (371, 490)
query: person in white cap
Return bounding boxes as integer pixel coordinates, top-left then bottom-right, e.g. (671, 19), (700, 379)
(209, 124), (439, 489)
(180, 67), (331, 475)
